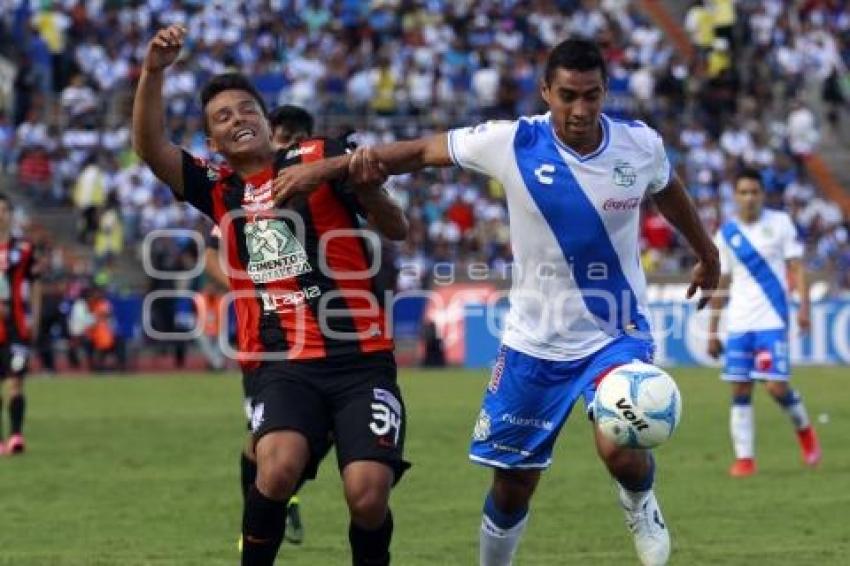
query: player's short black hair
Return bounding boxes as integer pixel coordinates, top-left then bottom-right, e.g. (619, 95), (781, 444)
(735, 167), (764, 190)
(544, 38), (608, 85)
(0, 193), (10, 207)
(268, 105), (314, 137)
(200, 73), (268, 132)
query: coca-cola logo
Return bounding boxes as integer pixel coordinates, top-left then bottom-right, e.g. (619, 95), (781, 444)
(603, 197), (641, 211)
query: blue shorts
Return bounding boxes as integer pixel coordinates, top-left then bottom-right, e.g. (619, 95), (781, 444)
(469, 336), (655, 469)
(722, 329), (790, 382)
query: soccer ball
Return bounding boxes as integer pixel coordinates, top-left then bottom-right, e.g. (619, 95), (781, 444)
(593, 362), (682, 449)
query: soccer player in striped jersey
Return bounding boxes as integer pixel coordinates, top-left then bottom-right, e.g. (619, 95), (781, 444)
(275, 38), (720, 566)
(135, 26), (408, 566)
(708, 168), (821, 477)
(0, 193), (41, 456)
(205, 104), (320, 546)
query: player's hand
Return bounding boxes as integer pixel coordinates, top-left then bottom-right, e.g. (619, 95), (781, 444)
(687, 255), (720, 310)
(348, 147), (388, 192)
(797, 307), (811, 335)
(143, 25), (187, 73)
(707, 336), (724, 359)
(273, 162), (331, 207)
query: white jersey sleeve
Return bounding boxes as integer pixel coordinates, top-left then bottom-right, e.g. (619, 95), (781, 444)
(645, 126), (672, 194)
(715, 230), (732, 275)
(447, 120), (518, 181)
(781, 213), (804, 260)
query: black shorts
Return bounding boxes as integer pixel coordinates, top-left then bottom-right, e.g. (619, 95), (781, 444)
(245, 350), (410, 486)
(0, 343), (29, 380)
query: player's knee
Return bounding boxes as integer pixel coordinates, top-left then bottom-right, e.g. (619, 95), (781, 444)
(492, 470), (539, 512)
(255, 455), (301, 499)
(601, 446), (647, 478)
(7, 378), (23, 396)
(765, 381), (789, 400)
(345, 483), (390, 528)
(731, 382), (753, 399)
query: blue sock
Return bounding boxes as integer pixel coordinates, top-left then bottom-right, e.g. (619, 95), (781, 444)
(773, 389), (799, 407)
(619, 453), (655, 493)
(483, 490), (527, 530)
(733, 394), (752, 406)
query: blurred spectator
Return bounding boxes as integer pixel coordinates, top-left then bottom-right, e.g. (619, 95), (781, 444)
(787, 99), (821, 159)
(0, 0), (845, 293)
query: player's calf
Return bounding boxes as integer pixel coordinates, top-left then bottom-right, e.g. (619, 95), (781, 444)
(767, 384), (821, 466)
(242, 431), (310, 566)
(479, 470), (539, 566)
(343, 461), (395, 566)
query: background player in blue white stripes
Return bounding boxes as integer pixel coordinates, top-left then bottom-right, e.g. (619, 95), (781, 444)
(274, 38), (720, 566)
(708, 168), (821, 478)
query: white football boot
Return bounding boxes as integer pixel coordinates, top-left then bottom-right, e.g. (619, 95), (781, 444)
(619, 487), (670, 566)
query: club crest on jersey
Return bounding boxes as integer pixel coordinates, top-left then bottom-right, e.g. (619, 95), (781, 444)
(245, 219), (312, 283)
(613, 160), (637, 187)
(473, 409), (491, 441)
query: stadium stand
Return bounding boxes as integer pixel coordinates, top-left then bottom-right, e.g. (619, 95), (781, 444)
(0, 0), (848, 369)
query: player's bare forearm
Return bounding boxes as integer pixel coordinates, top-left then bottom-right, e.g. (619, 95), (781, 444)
(653, 175), (720, 309)
(708, 275), (730, 336)
(274, 134), (453, 205)
(204, 248), (229, 288)
(789, 259), (810, 309)
(359, 187), (409, 241)
(371, 134), (453, 175)
(653, 176), (718, 264)
(132, 25), (187, 195)
(132, 69), (183, 194)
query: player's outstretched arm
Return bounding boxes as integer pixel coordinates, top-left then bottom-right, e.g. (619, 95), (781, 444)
(273, 134), (453, 206)
(132, 25), (187, 197)
(652, 174), (720, 310)
(348, 147), (408, 241)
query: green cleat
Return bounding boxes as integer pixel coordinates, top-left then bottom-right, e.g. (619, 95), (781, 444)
(284, 497), (304, 545)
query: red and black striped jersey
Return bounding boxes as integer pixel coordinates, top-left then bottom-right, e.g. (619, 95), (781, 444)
(0, 237), (38, 345)
(180, 138), (392, 370)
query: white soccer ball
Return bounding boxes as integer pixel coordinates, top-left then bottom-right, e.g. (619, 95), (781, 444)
(593, 362), (682, 449)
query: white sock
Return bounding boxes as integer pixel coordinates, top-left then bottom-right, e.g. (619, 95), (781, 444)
(480, 513), (529, 566)
(618, 485), (651, 510)
(730, 404), (755, 459)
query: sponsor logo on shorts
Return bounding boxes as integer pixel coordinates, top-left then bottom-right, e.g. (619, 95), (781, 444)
(755, 349), (773, 371)
(490, 443), (533, 457)
(487, 349), (506, 393)
(250, 402), (265, 433)
(472, 409), (491, 441)
(501, 413), (554, 431)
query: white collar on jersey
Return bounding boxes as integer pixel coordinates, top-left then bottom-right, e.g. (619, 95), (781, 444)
(548, 113), (610, 162)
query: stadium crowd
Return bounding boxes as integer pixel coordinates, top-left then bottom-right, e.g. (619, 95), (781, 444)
(0, 0), (849, 295)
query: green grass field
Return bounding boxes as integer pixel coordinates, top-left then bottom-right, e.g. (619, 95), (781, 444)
(0, 367), (847, 565)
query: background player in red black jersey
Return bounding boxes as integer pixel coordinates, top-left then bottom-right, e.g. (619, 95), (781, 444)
(0, 194), (42, 455)
(134, 26), (408, 566)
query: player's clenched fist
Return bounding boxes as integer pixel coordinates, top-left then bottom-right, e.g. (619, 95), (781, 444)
(144, 25), (187, 73)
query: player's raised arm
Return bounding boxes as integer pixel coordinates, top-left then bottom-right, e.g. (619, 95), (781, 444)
(132, 25), (187, 196)
(652, 173), (721, 310)
(273, 134), (453, 206)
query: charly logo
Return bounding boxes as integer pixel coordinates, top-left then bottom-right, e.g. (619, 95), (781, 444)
(245, 218), (312, 283)
(613, 160), (637, 187)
